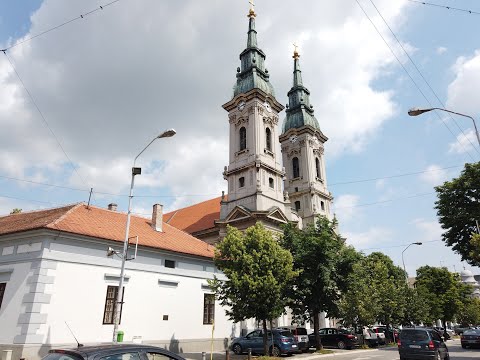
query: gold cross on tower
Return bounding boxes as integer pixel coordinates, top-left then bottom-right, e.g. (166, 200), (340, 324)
(248, 0), (256, 17)
(293, 42), (300, 58)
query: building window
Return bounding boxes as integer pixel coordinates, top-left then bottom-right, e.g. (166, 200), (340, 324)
(265, 128), (272, 151)
(269, 177), (274, 189)
(295, 201), (301, 211)
(165, 259), (176, 268)
(292, 157), (300, 178)
(315, 158), (321, 178)
(239, 127), (247, 151)
(321, 201), (325, 211)
(0, 283), (5, 309)
(103, 285), (124, 325)
(239, 177), (245, 188)
(203, 294), (215, 325)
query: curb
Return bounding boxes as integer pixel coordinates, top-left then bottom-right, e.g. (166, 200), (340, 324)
(299, 348), (380, 359)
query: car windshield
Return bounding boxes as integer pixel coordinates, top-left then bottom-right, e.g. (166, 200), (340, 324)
(401, 330), (429, 341)
(464, 329), (480, 335)
(278, 331), (293, 337)
(295, 328), (307, 335)
(42, 354), (82, 360)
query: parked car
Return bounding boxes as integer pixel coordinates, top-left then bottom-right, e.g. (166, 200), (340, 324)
(433, 327), (454, 339)
(308, 328), (359, 350)
(42, 345), (185, 360)
(372, 325), (398, 342)
(277, 326), (310, 352)
(231, 329), (298, 356)
(361, 327), (379, 348)
(461, 328), (480, 349)
(398, 328), (449, 360)
(454, 325), (471, 335)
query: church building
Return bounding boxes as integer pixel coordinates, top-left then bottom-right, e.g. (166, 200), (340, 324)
(165, 4), (333, 244)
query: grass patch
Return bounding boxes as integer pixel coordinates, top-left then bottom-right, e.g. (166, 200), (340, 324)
(359, 344), (370, 349)
(315, 349), (334, 355)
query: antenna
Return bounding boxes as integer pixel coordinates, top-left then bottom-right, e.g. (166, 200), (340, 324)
(65, 321), (84, 347)
(87, 188), (93, 208)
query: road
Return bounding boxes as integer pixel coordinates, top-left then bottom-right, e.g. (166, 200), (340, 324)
(184, 339), (480, 360)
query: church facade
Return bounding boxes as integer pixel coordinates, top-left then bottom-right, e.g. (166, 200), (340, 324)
(165, 5), (334, 244)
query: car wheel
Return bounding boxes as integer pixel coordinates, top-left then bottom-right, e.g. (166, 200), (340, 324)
(232, 344), (242, 355)
(337, 340), (346, 349)
(270, 345), (281, 357)
(461, 344), (467, 349)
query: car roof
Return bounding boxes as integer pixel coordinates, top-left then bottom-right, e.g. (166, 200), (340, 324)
(49, 345), (185, 360)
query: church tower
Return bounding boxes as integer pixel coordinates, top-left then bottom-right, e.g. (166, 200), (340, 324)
(279, 49), (333, 226)
(218, 4), (291, 236)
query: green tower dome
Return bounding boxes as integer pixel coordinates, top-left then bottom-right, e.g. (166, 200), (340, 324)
(282, 52), (320, 133)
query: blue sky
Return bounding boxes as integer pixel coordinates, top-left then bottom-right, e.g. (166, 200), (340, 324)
(0, 0), (479, 276)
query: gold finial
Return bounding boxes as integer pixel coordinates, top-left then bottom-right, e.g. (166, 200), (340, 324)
(293, 42), (300, 59)
(248, 0), (256, 17)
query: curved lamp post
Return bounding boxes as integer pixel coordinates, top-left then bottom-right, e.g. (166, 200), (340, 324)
(112, 128), (176, 342)
(402, 242), (422, 282)
(408, 107), (480, 147)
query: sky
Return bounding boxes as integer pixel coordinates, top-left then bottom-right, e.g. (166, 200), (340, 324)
(0, 0), (479, 276)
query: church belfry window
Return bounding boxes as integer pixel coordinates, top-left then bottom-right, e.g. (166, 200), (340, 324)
(292, 157), (300, 178)
(269, 177), (274, 189)
(239, 177), (245, 188)
(266, 128), (272, 151)
(239, 127), (247, 151)
(315, 158), (321, 179)
(295, 201), (301, 211)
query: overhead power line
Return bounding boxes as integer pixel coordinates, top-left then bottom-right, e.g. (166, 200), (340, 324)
(358, 239), (442, 251)
(354, 0), (478, 161)
(407, 0), (480, 16)
(0, 0), (122, 52)
(368, 0), (480, 157)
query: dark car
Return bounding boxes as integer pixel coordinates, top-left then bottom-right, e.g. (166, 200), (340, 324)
(42, 345), (185, 360)
(461, 328), (480, 348)
(277, 326), (310, 352)
(231, 329), (298, 356)
(454, 325), (471, 335)
(308, 328), (359, 350)
(398, 328), (449, 360)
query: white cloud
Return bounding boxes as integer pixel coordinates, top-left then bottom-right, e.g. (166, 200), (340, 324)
(436, 46), (447, 55)
(333, 194), (360, 223)
(0, 0), (408, 210)
(419, 164), (449, 186)
(448, 129), (478, 155)
(344, 227), (392, 249)
(412, 218), (443, 242)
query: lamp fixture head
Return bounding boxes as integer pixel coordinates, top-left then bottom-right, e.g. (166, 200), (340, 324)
(408, 108), (432, 117)
(107, 247), (117, 257)
(158, 129), (176, 138)
(414, 242), (423, 245)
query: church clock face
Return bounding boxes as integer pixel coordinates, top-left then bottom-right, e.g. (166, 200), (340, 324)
(237, 101), (246, 111)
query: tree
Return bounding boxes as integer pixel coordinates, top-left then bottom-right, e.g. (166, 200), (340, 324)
(457, 298), (480, 326)
(10, 208), (22, 214)
(415, 266), (472, 327)
(399, 287), (430, 326)
(211, 223), (297, 355)
(469, 233), (480, 265)
(435, 162), (480, 266)
(281, 216), (359, 350)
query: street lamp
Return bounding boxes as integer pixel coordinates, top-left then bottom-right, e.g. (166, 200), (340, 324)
(112, 128), (176, 342)
(402, 242), (422, 281)
(408, 107), (480, 147)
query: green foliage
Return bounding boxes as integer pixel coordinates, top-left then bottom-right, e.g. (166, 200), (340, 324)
(400, 287), (430, 326)
(415, 265), (472, 325)
(210, 223), (297, 354)
(281, 216), (359, 350)
(435, 162), (480, 266)
(457, 298), (480, 326)
(470, 234), (480, 264)
(9, 208), (22, 214)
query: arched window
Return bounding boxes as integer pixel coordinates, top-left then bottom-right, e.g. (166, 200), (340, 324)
(295, 201), (301, 211)
(269, 177), (274, 189)
(321, 201), (325, 211)
(239, 127), (247, 151)
(239, 177), (245, 188)
(292, 157), (300, 178)
(266, 128), (272, 151)
(315, 157), (321, 179)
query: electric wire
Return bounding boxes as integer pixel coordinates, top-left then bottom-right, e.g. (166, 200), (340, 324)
(406, 0), (480, 16)
(369, 0), (480, 157)
(2, 51), (90, 190)
(0, 0), (122, 52)
(354, 0), (477, 161)
(358, 239), (442, 251)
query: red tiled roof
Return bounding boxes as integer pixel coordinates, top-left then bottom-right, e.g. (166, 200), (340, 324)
(0, 203), (214, 259)
(164, 196), (222, 234)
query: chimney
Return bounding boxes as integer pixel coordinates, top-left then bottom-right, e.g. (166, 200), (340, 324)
(108, 203), (118, 211)
(152, 204), (163, 232)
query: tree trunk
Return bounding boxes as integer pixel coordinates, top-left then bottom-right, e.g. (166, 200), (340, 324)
(262, 319), (269, 356)
(385, 322), (391, 343)
(314, 311), (323, 351)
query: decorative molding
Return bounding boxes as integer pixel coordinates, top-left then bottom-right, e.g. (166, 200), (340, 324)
(248, 106), (255, 114)
(104, 273), (130, 283)
(313, 147), (324, 156)
(235, 149), (249, 157)
(263, 116), (278, 126)
(287, 148), (301, 158)
(158, 279), (179, 288)
(299, 139), (306, 146)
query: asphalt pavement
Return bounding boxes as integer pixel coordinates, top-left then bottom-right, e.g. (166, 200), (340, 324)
(183, 339), (480, 360)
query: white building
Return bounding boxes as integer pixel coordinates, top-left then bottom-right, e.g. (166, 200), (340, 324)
(0, 203), (234, 359)
(460, 269), (480, 298)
